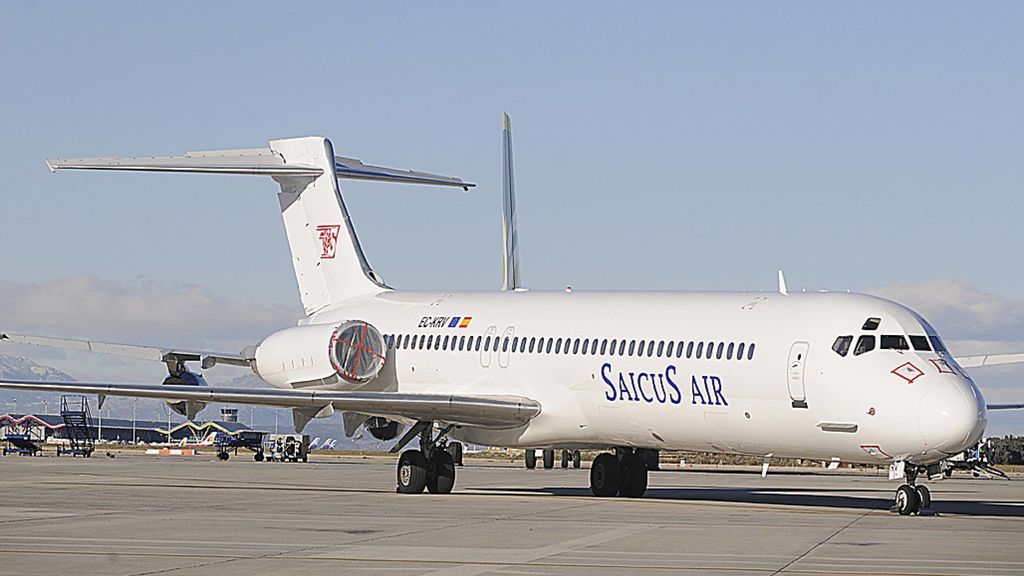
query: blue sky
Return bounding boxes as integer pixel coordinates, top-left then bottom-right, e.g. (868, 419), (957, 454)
(1, 3), (1023, 432)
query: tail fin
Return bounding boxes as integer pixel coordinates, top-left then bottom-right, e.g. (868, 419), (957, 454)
(48, 136), (474, 314)
(501, 114), (521, 291)
(270, 137), (384, 311)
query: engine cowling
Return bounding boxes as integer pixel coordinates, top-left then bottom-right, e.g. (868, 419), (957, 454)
(163, 369), (208, 420)
(254, 320), (386, 389)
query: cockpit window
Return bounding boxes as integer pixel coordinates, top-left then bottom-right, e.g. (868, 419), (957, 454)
(862, 317), (881, 330)
(929, 335), (948, 354)
(854, 335), (875, 356)
(909, 335), (931, 352)
(880, 335), (909, 351)
(832, 336), (853, 357)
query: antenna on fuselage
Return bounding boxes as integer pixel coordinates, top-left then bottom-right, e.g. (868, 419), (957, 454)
(778, 270), (788, 296)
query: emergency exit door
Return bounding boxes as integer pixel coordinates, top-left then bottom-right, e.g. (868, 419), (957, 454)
(787, 341), (809, 408)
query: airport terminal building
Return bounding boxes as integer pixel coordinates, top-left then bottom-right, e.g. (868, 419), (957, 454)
(0, 413), (256, 444)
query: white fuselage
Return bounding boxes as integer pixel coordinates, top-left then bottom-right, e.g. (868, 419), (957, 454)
(255, 290), (987, 467)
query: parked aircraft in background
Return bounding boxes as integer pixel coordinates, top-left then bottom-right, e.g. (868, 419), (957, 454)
(2, 116), (1021, 515)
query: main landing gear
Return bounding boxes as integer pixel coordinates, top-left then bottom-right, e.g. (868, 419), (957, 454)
(395, 423), (457, 495)
(892, 465), (933, 516)
(590, 448), (648, 498)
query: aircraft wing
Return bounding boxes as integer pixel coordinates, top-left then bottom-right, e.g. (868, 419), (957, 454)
(0, 332), (252, 369)
(0, 379), (541, 429)
(956, 352), (1024, 369)
(987, 403), (1024, 410)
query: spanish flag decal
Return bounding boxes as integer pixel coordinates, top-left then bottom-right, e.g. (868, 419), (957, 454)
(459, 317), (472, 328)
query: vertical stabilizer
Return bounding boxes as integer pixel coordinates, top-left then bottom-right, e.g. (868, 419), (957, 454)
(270, 137), (386, 313)
(501, 113), (521, 291)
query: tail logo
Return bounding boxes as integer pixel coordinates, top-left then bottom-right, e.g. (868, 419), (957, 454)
(316, 225), (341, 259)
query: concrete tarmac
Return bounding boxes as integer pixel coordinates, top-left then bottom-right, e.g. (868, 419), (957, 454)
(0, 454), (1021, 575)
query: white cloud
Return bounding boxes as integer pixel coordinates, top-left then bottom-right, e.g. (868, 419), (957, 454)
(869, 279), (1024, 342)
(0, 275), (301, 355)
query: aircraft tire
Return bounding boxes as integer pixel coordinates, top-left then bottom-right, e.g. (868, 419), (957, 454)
(561, 450), (570, 468)
(447, 441), (464, 466)
(217, 452), (229, 461)
(573, 450), (582, 468)
(543, 449), (555, 469)
(590, 453), (622, 497)
(915, 485), (931, 509)
(254, 452), (264, 462)
(895, 484), (919, 515)
(619, 452), (648, 498)
(427, 450), (456, 494)
(397, 450), (428, 494)
(525, 449), (537, 469)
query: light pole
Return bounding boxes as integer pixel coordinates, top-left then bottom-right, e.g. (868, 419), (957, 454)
(132, 398), (137, 445)
(274, 411), (279, 434)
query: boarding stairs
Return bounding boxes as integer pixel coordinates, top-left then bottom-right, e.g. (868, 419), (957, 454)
(58, 395), (95, 457)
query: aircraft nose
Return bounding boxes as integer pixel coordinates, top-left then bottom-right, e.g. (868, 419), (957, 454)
(918, 380), (986, 453)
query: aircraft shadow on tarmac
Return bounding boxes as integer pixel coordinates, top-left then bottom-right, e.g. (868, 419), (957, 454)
(475, 486), (1024, 517)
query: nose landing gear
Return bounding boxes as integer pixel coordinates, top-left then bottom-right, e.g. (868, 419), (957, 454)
(892, 465), (935, 516)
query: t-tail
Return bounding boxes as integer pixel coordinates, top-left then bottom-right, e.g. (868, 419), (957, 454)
(47, 138), (474, 315)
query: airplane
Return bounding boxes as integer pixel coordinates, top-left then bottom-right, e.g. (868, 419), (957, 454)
(2, 115), (1022, 515)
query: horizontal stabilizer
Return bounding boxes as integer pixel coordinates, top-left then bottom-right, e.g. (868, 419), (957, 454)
(0, 379), (541, 429)
(46, 146), (475, 189)
(987, 403), (1024, 410)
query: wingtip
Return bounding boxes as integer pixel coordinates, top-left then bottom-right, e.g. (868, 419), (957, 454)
(502, 112), (510, 130)
(45, 159), (57, 173)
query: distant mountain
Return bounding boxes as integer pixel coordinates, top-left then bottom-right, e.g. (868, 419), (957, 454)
(0, 354), (74, 381)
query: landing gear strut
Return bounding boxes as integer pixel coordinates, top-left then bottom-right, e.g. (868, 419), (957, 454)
(589, 447), (648, 498)
(396, 423), (456, 495)
(892, 464), (934, 516)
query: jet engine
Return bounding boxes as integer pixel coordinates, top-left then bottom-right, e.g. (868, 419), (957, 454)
(254, 320), (387, 389)
(163, 363), (208, 420)
(365, 416), (403, 441)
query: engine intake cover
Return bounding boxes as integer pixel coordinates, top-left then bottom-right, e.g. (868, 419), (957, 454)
(329, 320), (386, 384)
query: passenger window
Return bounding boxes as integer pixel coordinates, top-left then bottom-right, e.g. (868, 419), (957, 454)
(832, 336), (852, 357)
(737, 342), (746, 359)
(676, 341), (685, 358)
(665, 341), (674, 357)
(582, 339), (590, 354)
(695, 342), (704, 358)
(443, 335), (450, 350)
(628, 340), (637, 356)
(502, 338), (510, 352)
(484, 336), (491, 352)
(520, 338), (527, 353)
(647, 341), (656, 357)
(880, 335), (909, 351)
(747, 343), (756, 360)
(637, 340), (645, 357)
(854, 335), (875, 356)
(529, 337), (536, 353)
(609, 339), (617, 355)
(687, 341), (694, 358)
(716, 342), (724, 359)
(618, 340), (626, 355)
(726, 342), (735, 360)
(573, 339), (581, 354)
(474, 336), (482, 352)
(862, 317), (881, 330)
(601, 339), (608, 355)
(546, 338), (554, 353)
(706, 342), (715, 359)
(909, 335), (931, 352)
